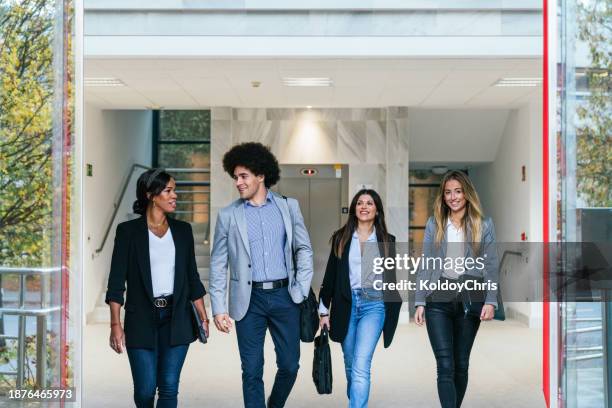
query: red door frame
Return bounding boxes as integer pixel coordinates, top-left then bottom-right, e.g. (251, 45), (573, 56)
(543, 0), (551, 406)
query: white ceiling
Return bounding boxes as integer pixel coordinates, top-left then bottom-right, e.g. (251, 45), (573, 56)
(84, 58), (542, 109)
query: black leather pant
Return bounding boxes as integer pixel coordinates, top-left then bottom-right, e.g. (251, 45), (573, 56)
(425, 299), (482, 408)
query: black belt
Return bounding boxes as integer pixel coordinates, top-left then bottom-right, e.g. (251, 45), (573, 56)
(252, 278), (289, 290)
(153, 295), (173, 308)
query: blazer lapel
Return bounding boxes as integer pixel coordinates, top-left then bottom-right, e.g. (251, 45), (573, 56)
(441, 229), (447, 259)
(272, 193), (293, 246)
(168, 218), (184, 307)
(136, 216), (154, 303)
(340, 239), (352, 300)
(464, 223), (473, 258)
(233, 203), (251, 259)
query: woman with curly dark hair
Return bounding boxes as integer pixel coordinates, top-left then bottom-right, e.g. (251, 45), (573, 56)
(209, 142), (314, 408)
(106, 168), (209, 408)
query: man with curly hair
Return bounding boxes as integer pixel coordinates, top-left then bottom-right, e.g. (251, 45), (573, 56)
(209, 142), (313, 408)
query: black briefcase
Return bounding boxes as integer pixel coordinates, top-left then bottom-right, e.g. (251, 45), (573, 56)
(312, 326), (332, 394)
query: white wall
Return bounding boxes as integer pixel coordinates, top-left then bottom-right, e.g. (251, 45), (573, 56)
(83, 104), (152, 321)
(470, 98), (543, 327)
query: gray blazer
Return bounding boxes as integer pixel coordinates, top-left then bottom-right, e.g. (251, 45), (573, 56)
(415, 216), (499, 307)
(209, 191), (314, 321)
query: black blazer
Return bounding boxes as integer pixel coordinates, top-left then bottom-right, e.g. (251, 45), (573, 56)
(105, 216), (206, 348)
(319, 234), (401, 348)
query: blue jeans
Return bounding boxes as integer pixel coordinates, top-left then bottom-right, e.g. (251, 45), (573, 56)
(235, 286), (301, 408)
(341, 289), (385, 408)
(126, 308), (189, 408)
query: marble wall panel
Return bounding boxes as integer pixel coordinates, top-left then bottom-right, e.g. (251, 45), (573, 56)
(387, 106), (410, 119)
(233, 108), (267, 121)
(211, 120), (232, 164)
(348, 164), (386, 199)
(352, 108), (386, 121)
(386, 163), (409, 207)
(211, 107), (232, 121)
(278, 120), (338, 164)
(386, 118), (409, 164)
(338, 121), (367, 164)
(366, 120), (386, 163)
(386, 206), (409, 242)
(233, 120), (281, 156)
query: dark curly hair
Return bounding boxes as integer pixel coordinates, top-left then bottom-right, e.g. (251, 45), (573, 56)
(133, 168), (173, 215)
(222, 142), (280, 188)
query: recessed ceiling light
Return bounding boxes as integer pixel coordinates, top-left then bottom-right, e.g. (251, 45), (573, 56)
(431, 166), (448, 175)
(494, 78), (542, 87)
(282, 77), (333, 87)
(84, 77), (125, 87)
(306, 105), (312, 109)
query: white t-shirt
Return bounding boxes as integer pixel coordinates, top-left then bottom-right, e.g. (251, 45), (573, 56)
(443, 218), (465, 280)
(148, 228), (176, 297)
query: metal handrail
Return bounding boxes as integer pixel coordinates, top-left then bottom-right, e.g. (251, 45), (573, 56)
(95, 163), (151, 254)
(0, 267), (61, 275)
(95, 164), (212, 254)
(0, 266), (61, 388)
(499, 250), (523, 274)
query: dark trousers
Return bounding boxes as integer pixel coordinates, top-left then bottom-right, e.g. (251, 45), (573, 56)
(127, 307), (189, 408)
(235, 286), (301, 408)
(425, 300), (482, 408)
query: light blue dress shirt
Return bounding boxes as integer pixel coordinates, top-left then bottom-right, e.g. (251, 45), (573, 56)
(319, 228), (378, 315)
(244, 190), (288, 282)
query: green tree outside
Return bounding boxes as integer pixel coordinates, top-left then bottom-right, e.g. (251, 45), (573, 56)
(0, 0), (55, 267)
(576, 1), (612, 207)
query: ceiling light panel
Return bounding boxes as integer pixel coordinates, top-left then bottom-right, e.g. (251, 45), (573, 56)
(282, 77), (333, 87)
(494, 77), (542, 87)
(84, 77), (125, 87)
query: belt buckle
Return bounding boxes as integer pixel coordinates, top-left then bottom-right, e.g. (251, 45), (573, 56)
(262, 281), (274, 290)
(154, 298), (168, 308)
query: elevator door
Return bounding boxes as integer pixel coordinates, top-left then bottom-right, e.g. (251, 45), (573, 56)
(275, 166), (345, 290)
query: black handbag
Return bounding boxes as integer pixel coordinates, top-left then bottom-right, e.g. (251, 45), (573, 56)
(312, 326), (332, 394)
(299, 288), (319, 342)
(283, 195), (318, 342)
(493, 288), (505, 321)
(191, 302), (208, 343)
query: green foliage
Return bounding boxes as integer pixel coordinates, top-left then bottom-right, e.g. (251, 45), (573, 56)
(159, 110), (211, 141)
(157, 110), (211, 169)
(0, 330), (60, 389)
(576, 1), (612, 207)
(0, 0), (55, 266)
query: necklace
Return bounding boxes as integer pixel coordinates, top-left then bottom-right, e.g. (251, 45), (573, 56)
(147, 217), (167, 228)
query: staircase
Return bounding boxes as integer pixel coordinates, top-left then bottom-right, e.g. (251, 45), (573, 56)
(191, 221), (210, 287)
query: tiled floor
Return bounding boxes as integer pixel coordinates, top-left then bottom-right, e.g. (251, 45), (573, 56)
(83, 319), (546, 407)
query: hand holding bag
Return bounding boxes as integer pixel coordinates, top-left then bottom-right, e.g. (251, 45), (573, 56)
(493, 288), (505, 321)
(312, 326), (333, 394)
(191, 301), (208, 343)
(283, 195), (318, 342)
(299, 288), (319, 342)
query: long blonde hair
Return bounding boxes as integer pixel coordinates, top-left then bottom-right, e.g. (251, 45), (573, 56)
(433, 170), (484, 253)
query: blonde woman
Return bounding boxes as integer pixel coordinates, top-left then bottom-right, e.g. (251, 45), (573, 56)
(414, 170), (499, 408)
